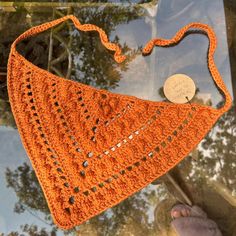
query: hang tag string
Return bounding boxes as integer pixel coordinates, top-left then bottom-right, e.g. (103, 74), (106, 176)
(142, 22), (232, 112)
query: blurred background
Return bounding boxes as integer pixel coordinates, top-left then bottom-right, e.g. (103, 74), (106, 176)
(0, 0), (236, 235)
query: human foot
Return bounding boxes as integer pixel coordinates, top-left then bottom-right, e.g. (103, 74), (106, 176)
(171, 204), (222, 236)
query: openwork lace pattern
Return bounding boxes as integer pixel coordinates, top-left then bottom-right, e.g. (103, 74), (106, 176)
(7, 15), (232, 229)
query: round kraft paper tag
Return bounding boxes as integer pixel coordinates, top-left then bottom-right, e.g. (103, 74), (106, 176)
(163, 74), (196, 104)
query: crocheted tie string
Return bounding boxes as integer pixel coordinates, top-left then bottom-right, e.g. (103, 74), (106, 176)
(7, 15), (232, 229)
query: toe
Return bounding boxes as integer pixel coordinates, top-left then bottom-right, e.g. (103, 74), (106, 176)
(181, 208), (189, 217)
(171, 210), (182, 218)
(171, 204), (192, 219)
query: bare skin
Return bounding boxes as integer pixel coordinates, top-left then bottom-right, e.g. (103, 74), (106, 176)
(170, 204), (222, 236)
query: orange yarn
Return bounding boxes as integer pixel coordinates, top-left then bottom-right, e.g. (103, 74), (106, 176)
(7, 15), (232, 229)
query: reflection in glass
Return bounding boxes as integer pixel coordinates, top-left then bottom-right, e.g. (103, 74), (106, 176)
(0, 0), (236, 235)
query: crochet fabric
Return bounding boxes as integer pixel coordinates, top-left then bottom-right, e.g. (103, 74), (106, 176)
(7, 15), (232, 229)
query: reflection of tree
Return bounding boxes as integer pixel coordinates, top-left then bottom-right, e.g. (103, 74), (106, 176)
(0, 12), (29, 127)
(69, 6), (141, 89)
(17, 6), (141, 90)
(2, 224), (56, 236)
(6, 163), (49, 215)
(179, 104), (236, 189)
(0, 99), (16, 127)
(87, 189), (155, 236)
(201, 104), (236, 188)
(5, 161), (162, 235)
(172, 104), (236, 235)
(5, 162), (75, 235)
(0, 5), (141, 129)
(2, 5), (162, 235)
(21, 224), (56, 236)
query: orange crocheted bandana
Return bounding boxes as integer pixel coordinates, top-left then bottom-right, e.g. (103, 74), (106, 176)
(7, 15), (232, 229)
